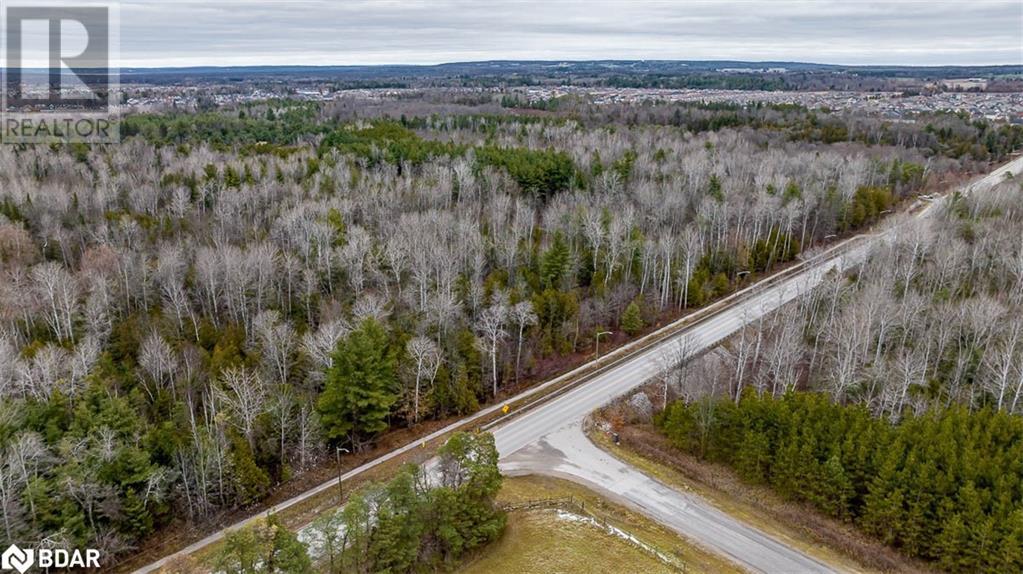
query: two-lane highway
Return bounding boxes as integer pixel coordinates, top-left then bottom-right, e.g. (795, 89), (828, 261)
(492, 243), (864, 573)
(493, 156), (1023, 572)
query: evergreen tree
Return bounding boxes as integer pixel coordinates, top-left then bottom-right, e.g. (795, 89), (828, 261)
(539, 232), (571, 290)
(317, 319), (398, 448)
(435, 432), (506, 554)
(229, 433), (271, 505)
(621, 300), (644, 335)
(368, 465), (426, 573)
(815, 452), (854, 519)
(936, 513), (968, 572)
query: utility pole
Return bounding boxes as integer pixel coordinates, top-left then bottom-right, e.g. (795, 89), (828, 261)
(336, 446), (350, 500)
(595, 331), (612, 359)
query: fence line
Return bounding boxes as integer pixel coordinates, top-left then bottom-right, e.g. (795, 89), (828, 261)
(500, 495), (689, 573)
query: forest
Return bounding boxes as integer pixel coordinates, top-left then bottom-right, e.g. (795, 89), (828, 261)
(0, 93), (1018, 561)
(652, 176), (1023, 572)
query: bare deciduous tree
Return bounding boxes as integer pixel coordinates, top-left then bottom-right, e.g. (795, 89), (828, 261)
(31, 262), (78, 341)
(510, 301), (537, 386)
(405, 336), (442, 423)
(215, 368), (268, 450)
(475, 303), (508, 397)
(139, 331), (178, 397)
(252, 310), (297, 386)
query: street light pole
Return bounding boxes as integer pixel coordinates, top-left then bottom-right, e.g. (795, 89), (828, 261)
(595, 331), (612, 359)
(336, 446), (349, 501)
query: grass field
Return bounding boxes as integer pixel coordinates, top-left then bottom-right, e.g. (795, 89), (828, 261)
(458, 509), (678, 574)
(457, 475), (743, 574)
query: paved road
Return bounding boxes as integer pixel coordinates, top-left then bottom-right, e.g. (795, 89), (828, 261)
(491, 156), (1023, 573)
(491, 242), (865, 459)
(502, 422), (836, 573)
(492, 244), (864, 574)
(134, 156), (1021, 574)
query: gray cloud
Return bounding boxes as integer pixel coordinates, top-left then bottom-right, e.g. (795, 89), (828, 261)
(115, 0), (1022, 67)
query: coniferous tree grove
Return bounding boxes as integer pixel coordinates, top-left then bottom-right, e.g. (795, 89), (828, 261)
(658, 394), (1023, 573)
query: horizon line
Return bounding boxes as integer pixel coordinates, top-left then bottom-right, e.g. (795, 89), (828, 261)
(3, 58), (1021, 72)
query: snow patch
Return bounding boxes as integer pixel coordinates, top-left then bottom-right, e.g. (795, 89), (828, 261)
(553, 509), (679, 566)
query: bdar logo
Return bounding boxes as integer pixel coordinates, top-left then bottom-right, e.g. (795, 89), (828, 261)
(1, 544), (33, 574)
(1, 545), (100, 571)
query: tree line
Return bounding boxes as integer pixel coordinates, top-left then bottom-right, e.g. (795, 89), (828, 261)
(658, 394), (1023, 573)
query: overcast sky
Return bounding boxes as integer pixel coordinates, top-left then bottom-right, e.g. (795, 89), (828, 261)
(112, 0), (1022, 67)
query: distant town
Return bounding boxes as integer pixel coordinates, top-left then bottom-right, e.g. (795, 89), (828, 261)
(520, 86), (1023, 123)
(121, 83), (1023, 124)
